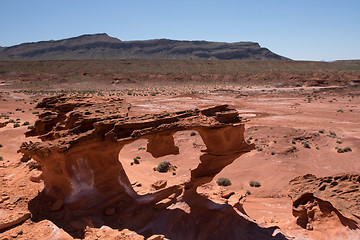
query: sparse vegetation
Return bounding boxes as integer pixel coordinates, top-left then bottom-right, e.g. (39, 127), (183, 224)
(336, 146), (352, 153)
(133, 156), (141, 164)
(216, 177), (232, 186)
(138, 147), (146, 150)
(249, 180), (261, 187)
(22, 121), (30, 126)
(190, 131), (196, 136)
(328, 131), (337, 138)
(319, 129), (325, 133)
(156, 161), (171, 173)
(13, 123), (20, 128)
(302, 140), (310, 148)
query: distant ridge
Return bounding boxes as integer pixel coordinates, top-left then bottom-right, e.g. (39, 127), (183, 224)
(0, 33), (289, 61)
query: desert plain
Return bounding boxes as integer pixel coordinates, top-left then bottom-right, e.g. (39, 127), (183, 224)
(0, 60), (360, 240)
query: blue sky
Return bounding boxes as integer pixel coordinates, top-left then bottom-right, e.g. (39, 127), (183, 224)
(1, 0), (359, 61)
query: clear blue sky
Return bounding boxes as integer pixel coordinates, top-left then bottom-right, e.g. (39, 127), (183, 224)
(1, 0), (359, 61)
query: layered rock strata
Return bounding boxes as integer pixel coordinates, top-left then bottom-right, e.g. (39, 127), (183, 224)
(20, 95), (287, 239)
(288, 174), (360, 230)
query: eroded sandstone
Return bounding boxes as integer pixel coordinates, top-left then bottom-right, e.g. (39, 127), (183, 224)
(288, 174), (360, 230)
(19, 95), (288, 239)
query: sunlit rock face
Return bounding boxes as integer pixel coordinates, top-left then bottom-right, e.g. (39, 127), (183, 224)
(21, 95), (288, 240)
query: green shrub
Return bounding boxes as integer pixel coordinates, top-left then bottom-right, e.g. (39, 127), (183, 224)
(190, 131), (196, 136)
(138, 147), (145, 150)
(156, 161), (171, 172)
(133, 156), (140, 164)
(343, 147), (352, 152)
(22, 121), (30, 126)
(328, 131), (337, 138)
(27, 125), (34, 130)
(337, 148), (344, 153)
(246, 189), (251, 195)
(336, 140), (342, 144)
(302, 140), (310, 148)
(216, 177), (231, 186)
(257, 147), (263, 151)
(249, 180), (261, 187)
(13, 123), (20, 128)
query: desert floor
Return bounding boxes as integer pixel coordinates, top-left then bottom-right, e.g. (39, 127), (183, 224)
(1, 83), (359, 239)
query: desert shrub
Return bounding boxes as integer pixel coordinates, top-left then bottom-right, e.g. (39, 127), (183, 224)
(133, 156), (140, 164)
(15, 108), (21, 111)
(0, 156), (3, 161)
(156, 161), (171, 173)
(27, 125), (34, 130)
(291, 139), (296, 144)
(13, 123), (20, 128)
(328, 131), (337, 138)
(246, 189), (251, 195)
(138, 147), (145, 150)
(190, 131), (196, 136)
(249, 180), (261, 187)
(319, 130), (324, 133)
(257, 147), (263, 151)
(343, 147), (352, 152)
(22, 121), (30, 126)
(0, 144), (2, 148)
(302, 140), (310, 148)
(216, 177), (231, 186)
(271, 152), (275, 155)
(337, 148), (344, 153)
(246, 139), (251, 144)
(336, 140), (342, 144)
(337, 109), (344, 113)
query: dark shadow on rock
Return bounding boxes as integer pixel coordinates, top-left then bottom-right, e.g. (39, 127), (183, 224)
(28, 189), (288, 240)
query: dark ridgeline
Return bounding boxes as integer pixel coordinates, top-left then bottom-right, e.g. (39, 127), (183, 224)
(0, 33), (289, 61)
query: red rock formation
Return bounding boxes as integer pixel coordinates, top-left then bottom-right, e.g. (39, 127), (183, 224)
(288, 174), (360, 230)
(21, 95), (287, 239)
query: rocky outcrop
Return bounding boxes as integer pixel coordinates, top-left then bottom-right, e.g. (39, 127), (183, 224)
(20, 95), (287, 239)
(288, 174), (360, 230)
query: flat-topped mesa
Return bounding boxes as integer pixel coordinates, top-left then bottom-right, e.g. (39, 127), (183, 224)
(20, 95), (254, 210)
